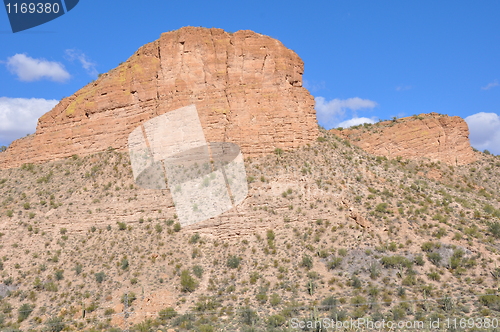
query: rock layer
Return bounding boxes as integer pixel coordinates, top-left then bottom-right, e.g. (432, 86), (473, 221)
(331, 113), (476, 165)
(0, 27), (318, 169)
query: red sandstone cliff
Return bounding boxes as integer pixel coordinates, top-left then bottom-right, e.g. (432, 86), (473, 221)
(331, 113), (476, 166)
(0, 27), (319, 169)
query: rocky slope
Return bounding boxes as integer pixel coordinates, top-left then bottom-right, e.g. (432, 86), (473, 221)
(0, 132), (499, 331)
(0, 27), (318, 169)
(331, 113), (476, 166)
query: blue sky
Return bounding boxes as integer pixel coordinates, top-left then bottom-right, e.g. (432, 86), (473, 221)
(1, 0), (500, 154)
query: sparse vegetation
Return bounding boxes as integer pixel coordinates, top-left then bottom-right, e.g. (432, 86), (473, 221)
(0, 126), (499, 330)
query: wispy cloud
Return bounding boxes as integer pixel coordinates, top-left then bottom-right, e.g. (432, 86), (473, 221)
(465, 112), (500, 155)
(303, 80), (326, 92)
(5, 54), (70, 82)
(315, 96), (378, 129)
(65, 49), (98, 78)
(481, 80), (499, 90)
(0, 97), (58, 144)
(395, 85), (412, 91)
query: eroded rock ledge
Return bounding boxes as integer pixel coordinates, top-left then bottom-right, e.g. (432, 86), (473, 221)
(331, 113), (476, 166)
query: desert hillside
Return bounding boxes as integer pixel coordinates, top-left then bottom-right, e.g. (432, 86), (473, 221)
(1, 27), (500, 332)
(1, 129), (500, 331)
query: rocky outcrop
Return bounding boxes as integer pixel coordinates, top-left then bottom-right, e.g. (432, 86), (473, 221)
(0, 27), (318, 169)
(331, 113), (476, 165)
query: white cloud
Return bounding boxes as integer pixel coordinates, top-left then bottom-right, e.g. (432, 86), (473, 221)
(315, 96), (378, 129)
(65, 49), (98, 77)
(396, 85), (412, 91)
(5, 54), (70, 82)
(337, 117), (376, 128)
(0, 97), (58, 144)
(481, 80), (499, 90)
(465, 112), (500, 155)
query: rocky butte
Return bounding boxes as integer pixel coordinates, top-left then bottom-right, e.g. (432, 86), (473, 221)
(0, 27), (319, 169)
(331, 113), (477, 166)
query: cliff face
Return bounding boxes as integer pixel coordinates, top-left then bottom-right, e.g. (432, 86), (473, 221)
(331, 113), (476, 165)
(0, 27), (318, 169)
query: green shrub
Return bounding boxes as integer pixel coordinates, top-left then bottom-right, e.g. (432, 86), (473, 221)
(421, 242), (437, 252)
(266, 229), (275, 241)
(158, 307), (177, 321)
(414, 255), (425, 266)
(54, 270), (64, 281)
(327, 257), (342, 270)
(1, 301), (13, 314)
(227, 255), (241, 269)
(172, 313), (196, 329)
(321, 296), (337, 311)
(44, 316), (65, 332)
(3, 277), (13, 286)
(121, 258), (129, 270)
(267, 314), (286, 327)
(427, 252), (442, 266)
(189, 233), (200, 244)
(301, 255), (313, 270)
(180, 270), (198, 292)
(192, 265), (204, 278)
(351, 275), (362, 289)
(117, 222), (126, 230)
(427, 272), (440, 281)
(479, 292), (500, 310)
(380, 255), (412, 269)
(350, 295), (367, 307)
(95, 272), (106, 283)
(75, 263), (82, 275)
(120, 292), (137, 307)
(240, 307), (258, 325)
(18, 303), (34, 322)
(375, 203), (389, 213)
(21, 163), (34, 171)
(270, 293), (281, 306)
(488, 222), (500, 238)
(195, 296), (220, 312)
(198, 325), (214, 332)
(392, 307), (406, 320)
(256, 289), (268, 303)
(104, 308), (115, 316)
(44, 281), (58, 292)
(173, 222), (181, 232)
(249, 272), (259, 284)
(369, 262), (380, 279)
